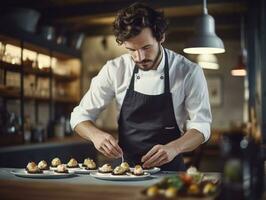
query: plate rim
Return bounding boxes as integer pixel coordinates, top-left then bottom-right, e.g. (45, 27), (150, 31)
(129, 167), (160, 174)
(11, 169), (74, 178)
(90, 171), (151, 180)
(69, 168), (97, 174)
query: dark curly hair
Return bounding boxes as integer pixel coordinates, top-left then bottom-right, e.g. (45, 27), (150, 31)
(113, 2), (168, 45)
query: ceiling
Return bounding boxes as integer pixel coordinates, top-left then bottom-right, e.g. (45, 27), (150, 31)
(1, 0), (247, 41)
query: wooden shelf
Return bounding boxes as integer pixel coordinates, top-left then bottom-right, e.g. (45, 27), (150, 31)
(0, 61), (51, 77)
(0, 61), (80, 81)
(0, 85), (20, 99)
(0, 61), (21, 73)
(25, 68), (50, 77)
(55, 97), (79, 104)
(0, 29), (81, 147)
(0, 89), (78, 104)
(0, 28), (81, 59)
(53, 73), (79, 82)
(24, 95), (49, 102)
(25, 95), (78, 104)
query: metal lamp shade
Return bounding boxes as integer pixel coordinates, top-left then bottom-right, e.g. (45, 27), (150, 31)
(183, 14), (225, 54)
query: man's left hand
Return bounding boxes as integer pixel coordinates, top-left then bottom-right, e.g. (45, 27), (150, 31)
(141, 143), (178, 168)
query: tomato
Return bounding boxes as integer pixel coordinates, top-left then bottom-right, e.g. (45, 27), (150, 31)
(180, 173), (193, 185)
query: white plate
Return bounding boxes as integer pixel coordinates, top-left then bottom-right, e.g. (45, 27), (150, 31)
(130, 167), (160, 174)
(11, 169), (75, 178)
(69, 168), (97, 174)
(49, 166), (57, 170)
(143, 167), (160, 174)
(90, 171), (151, 181)
(50, 163), (81, 170)
(67, 163), (97, 174)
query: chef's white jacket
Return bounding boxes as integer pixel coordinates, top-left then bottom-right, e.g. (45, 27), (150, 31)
(70, 48), (212, 142)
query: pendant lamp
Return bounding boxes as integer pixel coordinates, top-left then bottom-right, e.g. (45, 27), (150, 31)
(183, 0), (225, 54)
(197, 54), (219, 70)
(231, 17), (247, 76)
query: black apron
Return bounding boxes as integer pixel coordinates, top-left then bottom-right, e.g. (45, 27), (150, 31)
(118, 49), (186, 171)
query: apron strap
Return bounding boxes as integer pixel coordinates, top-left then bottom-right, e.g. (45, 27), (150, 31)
(128, 65), (138, 90)
(163, 49), (170, 93)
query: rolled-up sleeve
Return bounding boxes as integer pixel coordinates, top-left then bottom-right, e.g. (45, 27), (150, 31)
(70, 62), (115, 130)
(184, 65), (212, 142)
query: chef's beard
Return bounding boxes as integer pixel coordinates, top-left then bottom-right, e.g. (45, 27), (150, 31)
(134, 46), (162, 71)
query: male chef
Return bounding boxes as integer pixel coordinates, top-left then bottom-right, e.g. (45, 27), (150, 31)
(70, 2), (212, 171)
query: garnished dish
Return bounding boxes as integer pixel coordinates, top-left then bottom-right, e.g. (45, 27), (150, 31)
(120, 162), (130, 172)
(26, 161), (42, 174)
(98, 164), (113, 173)
(134, 167), (160, 174)
(12, 161), (74, 178)
(132, 165), (144, 176)
(51, 157), (62, 168)
(90, 163), (151, 180)
(142, 167), (220, 199)
(82, 158), (97, 170)
(37, 160), (49, 170)
(112, 166), (126, 175)
(186, 166), (204, 183)
(67, 158), (79, 168)
(54, 164), (69, 173)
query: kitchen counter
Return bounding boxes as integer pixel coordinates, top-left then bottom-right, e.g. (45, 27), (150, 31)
(0, 168), (174, 200)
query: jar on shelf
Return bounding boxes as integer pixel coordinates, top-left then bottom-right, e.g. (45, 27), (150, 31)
(24, 115), (31, 143)
(6, 112), (20, 135)
(54, 117), (65, 139)
(32, 123), (46, 143)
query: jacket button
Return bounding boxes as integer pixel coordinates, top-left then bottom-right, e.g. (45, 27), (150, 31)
(160, 75), (164, 79)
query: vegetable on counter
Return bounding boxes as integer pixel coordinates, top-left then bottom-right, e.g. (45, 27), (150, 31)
(142, 166), (219, 199)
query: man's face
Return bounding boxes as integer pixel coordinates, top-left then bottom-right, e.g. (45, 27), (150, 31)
(123, 28), (163, 71)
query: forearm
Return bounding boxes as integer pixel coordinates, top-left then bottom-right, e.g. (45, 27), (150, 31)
(168, 129), (205, 154)
(74, 120), (104, 142)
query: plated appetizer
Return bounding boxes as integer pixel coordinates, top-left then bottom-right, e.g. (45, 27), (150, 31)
(51, 157), (61, 167)
(54, 164), (68, 173)
(67, 158), (79, 168)
(98, 164), (113, 173)
(120, 162), (130, 172)
(112, 166), (126, 175)
(83, 158), (97, 170)
(26, 161), (42, 174)
(37, 160), (49, 170)
(133, 165), (144, 176)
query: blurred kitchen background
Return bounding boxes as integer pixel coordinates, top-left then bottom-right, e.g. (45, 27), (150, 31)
(0, 0), (265, 190)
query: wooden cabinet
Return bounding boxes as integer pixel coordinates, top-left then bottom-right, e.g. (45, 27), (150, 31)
(0, 28), (82, 146)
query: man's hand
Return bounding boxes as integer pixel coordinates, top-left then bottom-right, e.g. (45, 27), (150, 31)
(141, 143), (178, 168)
(91, 132), (123, 158)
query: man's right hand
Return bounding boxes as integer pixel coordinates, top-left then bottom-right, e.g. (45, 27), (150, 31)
(91, 132), (123, 158)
